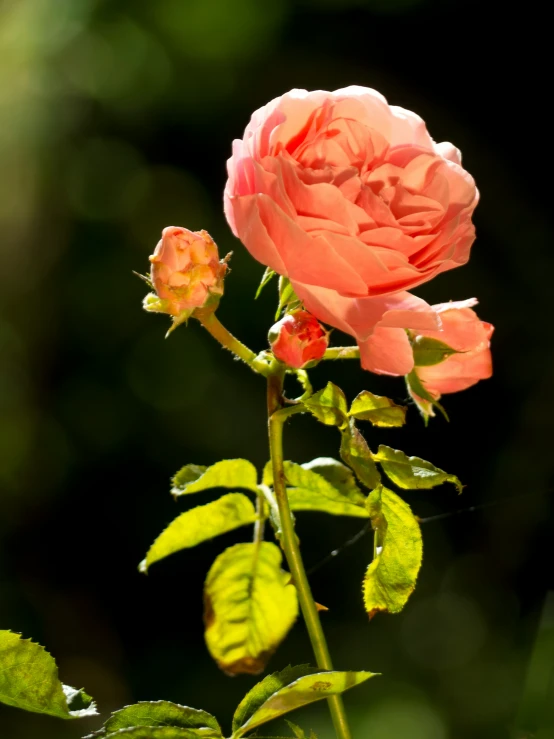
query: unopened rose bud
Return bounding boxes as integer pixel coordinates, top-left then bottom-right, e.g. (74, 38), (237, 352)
(143, 226), (227, 329)
(269, 310), (329, 369)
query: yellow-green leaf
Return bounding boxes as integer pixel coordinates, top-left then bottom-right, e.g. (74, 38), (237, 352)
(349, 391), (406, 428)
(90, 701), (221, 737)
(0, 631), (97, 719)
(139, 494), (256, 573)
(99, 729), (213, 739)
(172, 459), (259, 498)
(302, 458), (364, 502)
(374, 445), (462, 493)
(280, 462), (367, 518)
(412, 335), (458, 367)
(339, 420), (381, 490)
(233, 667), (375, 736)
(364, 486), (423, 618)
(204, 543), (298, 676)
(303, 382), (348, 427)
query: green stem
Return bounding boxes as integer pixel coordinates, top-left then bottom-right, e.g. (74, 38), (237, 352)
(267, 364), (353, 739)
(324, 347), (360, 361)
(196, 312), (269, 374)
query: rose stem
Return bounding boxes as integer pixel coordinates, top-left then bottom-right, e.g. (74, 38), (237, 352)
(196, 311), (266, 373)
(267, 362), (353, 739)
(323, 347), (360, 360)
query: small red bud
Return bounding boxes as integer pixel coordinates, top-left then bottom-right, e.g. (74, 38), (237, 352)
(269, 310), (329, 369)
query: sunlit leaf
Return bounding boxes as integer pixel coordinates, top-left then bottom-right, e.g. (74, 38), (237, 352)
(339, 420), (381, 490)
(0, 630), (97, 719)
(255, 267), (276, 299)
(276, 277), (302, 319)
(233, 666), (375, 735)
(204, 543), (298, 676)
(285, 719), (318, 738)
(265, 461), (367, 518)
(364, 486), (423, 618)
(302, 458), (365, 503)
(349, 391), (406, 428)
(405, 370), (448, 424)
(139, 494), (256, 572)
(412, 336), (458, 367)
(98, 729), (213, 738)
(88, 701), (221, 737)
(374, 445), (462, 493)
(172, 459), (259, 497)
(303, 382), (348, 427)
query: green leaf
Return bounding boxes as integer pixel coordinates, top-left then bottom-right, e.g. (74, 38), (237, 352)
(339, 420), (381, 490)
(269, 461), (367, 518)
(89, 701), (221, 738)
(349, 391), (406, 428)
(98, 729), (213, 739)
(301, 458), (365, 503)
(364, 486), (423, 617)
(204, 543), (298, 676)
(405, 370), (448, 424)
(233, 665), (315, 735)
(139, 494), (256, 573)
(285, 720), (318, 738)
(276, 277), (302, 319)
(303, 382), (348, 427)
(256, 267), (276, 299)
(233, 666), (375, 736)
(172, 459), (259, 498)
(0, 630), (97, 719)
(374, 445), (462, 493)
(412, 335), (458, 367)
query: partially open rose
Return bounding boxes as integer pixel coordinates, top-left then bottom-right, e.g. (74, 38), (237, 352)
(411, 299), (494, 397)
(225, 86), (478, 341)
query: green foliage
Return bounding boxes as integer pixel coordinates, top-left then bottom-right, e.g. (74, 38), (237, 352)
(139, 493), (256, 572)
(88, 701), (221, 738)
(349, 390), (406, 428)
(276, 277), (302, 319)
(301, 458), (365, 503)
(204, 543), (298, 676)
(340, 420), (381, 490)
(171, 459), (259, 497)
(285, 720), (318, 738)
(374, 445), (462, 493)
(256, 267), (276, 299)
(92, 729), (211, 738)
(412, 335), (458, 366)
(303, 382), (348, 427)
(277, 461), (368, 518)
(0, 630), (97, 719)
(232, 665), (375, 736)
(405, 370), (448, 423)
(363, 486), (423, 618)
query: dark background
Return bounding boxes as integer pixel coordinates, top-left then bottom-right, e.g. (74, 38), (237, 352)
(1, 1), (552, 737)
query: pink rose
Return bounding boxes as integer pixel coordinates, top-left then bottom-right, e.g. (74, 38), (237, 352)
(144, 226), (227, 322)
(269, 310), (329, 369)
(225, 86), (478, 341)
(411, 299), (494, 396)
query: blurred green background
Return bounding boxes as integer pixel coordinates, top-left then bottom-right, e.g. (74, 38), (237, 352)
(1, 0), (552, 737)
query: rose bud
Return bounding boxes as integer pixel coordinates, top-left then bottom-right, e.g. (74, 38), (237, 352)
(413, 299), (493, 397)
(143, 226), (227, 329)
(269, 310), (329, 369)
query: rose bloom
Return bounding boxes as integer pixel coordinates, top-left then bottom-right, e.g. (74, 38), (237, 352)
(412, 299), (493, 397)
(269, 310), (329, 369)
(146, 226), (226, 318)
(225, 87), (478, 357)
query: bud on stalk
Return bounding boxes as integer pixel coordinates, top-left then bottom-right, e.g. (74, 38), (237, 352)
(143, 226), (228, 332)
(269, 310), (329, 369)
